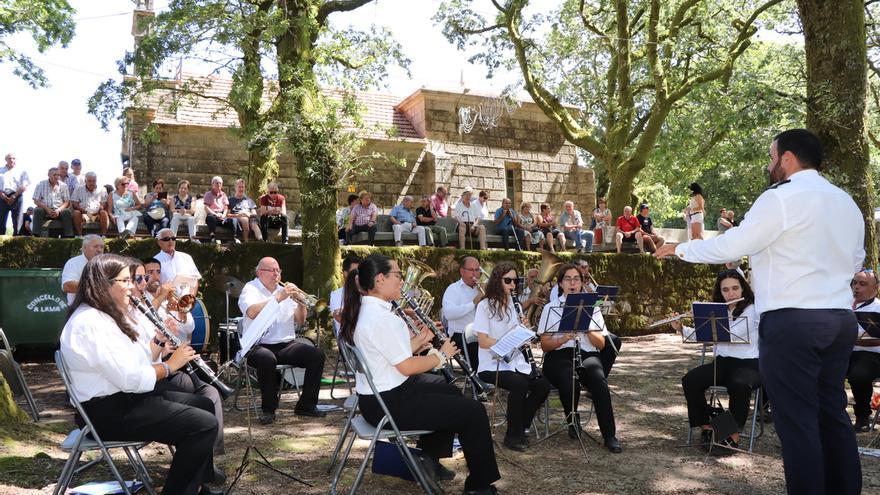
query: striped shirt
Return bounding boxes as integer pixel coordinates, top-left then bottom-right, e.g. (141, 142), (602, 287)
(32, 179), (69, 209)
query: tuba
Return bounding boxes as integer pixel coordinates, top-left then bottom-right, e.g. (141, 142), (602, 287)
(524, 249), (565, 329)
(400, 259), (436, 315)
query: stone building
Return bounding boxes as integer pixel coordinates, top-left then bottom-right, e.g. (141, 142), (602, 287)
(123, 77), (596, 216)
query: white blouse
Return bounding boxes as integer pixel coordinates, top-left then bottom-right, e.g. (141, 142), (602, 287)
(60, 305), (157, 403)
(473, 296), (531, 375)
(352, 296), (412, 394)
(538, 294), (607, 353)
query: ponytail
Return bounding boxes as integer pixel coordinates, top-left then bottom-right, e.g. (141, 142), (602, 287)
(338, 253), (393, 345)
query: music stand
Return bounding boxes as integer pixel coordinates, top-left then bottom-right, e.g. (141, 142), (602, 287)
(536, 292), (603, 459)
(856, 312), (880, 345)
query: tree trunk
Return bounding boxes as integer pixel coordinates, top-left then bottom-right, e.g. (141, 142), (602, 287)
(242, 141), (278, 199)
(798, 0), (877, 268)
(0, 375), (27, 428)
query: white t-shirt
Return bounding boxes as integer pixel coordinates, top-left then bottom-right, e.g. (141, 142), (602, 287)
(352, 296), (411, 394)
(60, 305), (157, 403)
(154, 250), (202, 284)
(61, 254), (88, 305)
(854, 298), (880, 353)
(473, 297), (531, 375)
(453, 200), (483, 224)
(329, 287), (344, 336)
(238, 278), (298, 345)
(538, 294), (607, 353)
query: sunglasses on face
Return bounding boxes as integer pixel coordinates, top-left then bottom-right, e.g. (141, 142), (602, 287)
(159, 236), (177, 242)
(502, 277), (517, 285)
(134, 274), (147, 284)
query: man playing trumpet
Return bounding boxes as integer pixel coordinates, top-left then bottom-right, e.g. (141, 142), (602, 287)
(239, 257), (327, 424)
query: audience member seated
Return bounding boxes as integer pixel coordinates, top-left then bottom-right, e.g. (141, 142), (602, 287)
(57, 161), (72, 194)
(848, 269), (880, 432)
(345, 190), (378, 245)
(32, 167), (75, 238)
(20, 207), (33, 236)
(537, 203), (565, 253)
(614, 206), (644, 254)
(229, 179), (263, 242)
(259, 182), (289, 244)
(71, 171), (109, 236)
(389, 195), (427, 246)
(560, 200), (593, 253)
(592, 197), (612, 245)
(431, 185), (449, 217)
(494, 197), (528, 251)
(170, 179), (198, 242)
(453, 186), (487, 250)
(204, 176), (238, 244)
(416, 195), (448, 247)
(108, 176), (141, 239)
(727, 209), (738, 227)
(142, 178), (171, 238)
(335, 194), (358, 244)
(519, 202), (544, 251)
(635, 204), (664, 253)
(122, 167), (139, 194)
(478, 189), (490, 219)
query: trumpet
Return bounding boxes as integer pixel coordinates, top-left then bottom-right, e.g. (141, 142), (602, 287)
(146, 280), (195, 313)
(277, 283), (328, 313)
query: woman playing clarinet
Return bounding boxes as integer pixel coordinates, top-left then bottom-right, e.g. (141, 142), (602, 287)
(674, 269), (760, 450)
(339, 254), (500, 494)
(538, 263), (621, 453)
(474, 262), (551, 452)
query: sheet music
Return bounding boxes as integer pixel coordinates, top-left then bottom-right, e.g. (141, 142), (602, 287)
(490, 325), (535, 360)
(236, 297), (280, 363)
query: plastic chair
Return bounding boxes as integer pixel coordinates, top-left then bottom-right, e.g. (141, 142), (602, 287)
(329, 342), (438, 495)
(0, 327), (39, 421)
(53, 351), (156, 495)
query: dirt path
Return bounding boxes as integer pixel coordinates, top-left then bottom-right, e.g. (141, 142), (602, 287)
(2, 334), (879, 494)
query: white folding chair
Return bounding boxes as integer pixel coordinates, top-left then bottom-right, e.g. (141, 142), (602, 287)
(53, 351), (156, 495)
(329, 342), (438, 495)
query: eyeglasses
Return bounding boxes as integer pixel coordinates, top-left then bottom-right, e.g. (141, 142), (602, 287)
(159, 236), (177, 242)
(258, 268), (281, 274)
(109, 277), (132, 285)
(121, 182), (130, 186)
(134, 274), (147, 284)
(502, 277), (517, 285)
(562, 276), (581, 283)
(462, 267), (481, 272)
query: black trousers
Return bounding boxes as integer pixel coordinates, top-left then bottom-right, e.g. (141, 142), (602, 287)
(82, 389), (217, 495)
(451, 332), (480, 371)
(760, 308), (861, 495)
(601, 333), (621, 377)
(477, 369), (550, 438)
(359, 374), (500, 491)
(681, 356), (760, 428)
(205, 215), (238, 236)
(248, 341), (326, 413)
(346, 224), (377, 245)
(543, 348), (616, 439)
(0, 194), (22, 235)
(166, 371), (225, 454)
(847, 350), (880, 420)
(260, 214), (288, 242)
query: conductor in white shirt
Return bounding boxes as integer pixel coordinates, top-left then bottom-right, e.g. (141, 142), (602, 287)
(239, 257), (326, 425)
(655, 129), (864, 495)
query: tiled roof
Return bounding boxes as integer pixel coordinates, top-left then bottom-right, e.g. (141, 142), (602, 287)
(146, 74), (424, 142)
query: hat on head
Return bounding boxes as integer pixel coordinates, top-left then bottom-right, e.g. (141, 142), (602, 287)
(71, 158), (81, 165)
(639, 203), (649, 210)
(462, 186), (473, 194)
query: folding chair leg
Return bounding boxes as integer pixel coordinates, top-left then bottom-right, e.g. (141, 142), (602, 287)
(98, 445), (134, 495)
(327, 409), (356, 472)
(123, 446), (157, 495)
(350, 431), (382, 494)
(330, 429), (358, 494)
(330, 354), (353, 400)
(53, 450), (83, 495)
(747, 388), (762, 453)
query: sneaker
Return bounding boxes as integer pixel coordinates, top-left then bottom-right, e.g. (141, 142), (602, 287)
(190, 238), (200, 244)
(234, 238), (242, 244)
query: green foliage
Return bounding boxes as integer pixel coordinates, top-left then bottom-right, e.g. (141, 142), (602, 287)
(0, 0), (75, 88)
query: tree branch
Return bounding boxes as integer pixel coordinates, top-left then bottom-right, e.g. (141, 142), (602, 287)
(317, 0), (374, 26)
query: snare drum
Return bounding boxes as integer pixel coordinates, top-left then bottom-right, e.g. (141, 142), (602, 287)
(189, 298), (211, 352)
(218, 317), (242, 363)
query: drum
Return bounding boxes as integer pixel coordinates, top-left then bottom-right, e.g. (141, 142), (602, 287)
(218, 317), (242, 364)
(189, 298), (211, 352)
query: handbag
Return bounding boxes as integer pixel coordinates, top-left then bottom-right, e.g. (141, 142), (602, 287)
(593, 227), (603, 244)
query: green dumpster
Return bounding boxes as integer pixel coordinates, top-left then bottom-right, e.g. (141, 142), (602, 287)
(0, 269), (67, 348)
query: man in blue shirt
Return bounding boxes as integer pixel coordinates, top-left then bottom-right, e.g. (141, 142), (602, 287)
(494, 197), (528, 250)
(390, 195), (427, 246)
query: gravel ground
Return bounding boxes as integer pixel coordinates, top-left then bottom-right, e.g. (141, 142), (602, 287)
(2, 333), (880, 494)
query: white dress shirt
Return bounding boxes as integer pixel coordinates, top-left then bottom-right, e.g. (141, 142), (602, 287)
(61, 254), (88, 305)
(154, 250), (202, 284)
(679, 304), (760, 359)
(442, 279), (480, 336)
(60, 305), (157, 402)
(854, 298), (880, 353)
(473, 297), (532, 375)
(453, 200), (483, 223)
(0, 166), (29, 194)
(329, 287), (344, 336)
(238, 278), (298, 345)
(674, 170), (864, 314)
(352, 296), (411, 394)
(538, 294), (608, 353)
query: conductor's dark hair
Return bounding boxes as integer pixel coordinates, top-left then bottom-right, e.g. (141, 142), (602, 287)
(774, 128), (823, 171)
(67, 253), (140, 342)
(712, 269), (755, 318)
(342, 255), (363, 273)
(339, 254), (393, 345)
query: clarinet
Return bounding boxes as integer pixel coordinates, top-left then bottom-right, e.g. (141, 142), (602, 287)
(398, 293), (493, 397)
(511, 288), (542, 379)
(129, 296), (234, 399)
(391, 301), (456, 384)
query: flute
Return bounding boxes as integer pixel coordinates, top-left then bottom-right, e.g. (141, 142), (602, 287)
(647, 297), (745, 329)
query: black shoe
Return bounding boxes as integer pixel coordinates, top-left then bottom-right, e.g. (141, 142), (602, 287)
(604, 436), (622, 454)
(199, 486), (224, 495)
(699, 429), (713, 451)
(854, 416), (871, 433)
(294, 406), (327, 418)
(430, 458), (455, 481)
(258, 412), (275, 425)
(463, 486), (498, 495)
(502, 434), (528, 452)
(212, 465), (227, 484)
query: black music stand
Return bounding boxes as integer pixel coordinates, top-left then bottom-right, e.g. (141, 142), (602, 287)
(536, 292), (602, 459)
(856, 312), (880, 344)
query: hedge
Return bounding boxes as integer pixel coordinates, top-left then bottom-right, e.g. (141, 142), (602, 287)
(0, 237), (723, 339)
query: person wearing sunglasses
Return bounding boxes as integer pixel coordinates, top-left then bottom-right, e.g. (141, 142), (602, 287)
(258, 182), (289, 244)
(60, 253), (221, 495)
(538, 263), (620, 453)
(154, 227), (202, 292)
(473, 261), (551, 452)
(847, 269), (880, 432)
(107, 175), (142, 240)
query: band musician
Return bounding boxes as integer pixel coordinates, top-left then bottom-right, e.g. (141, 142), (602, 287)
(848, 269), (880, 432)
(442, 256), (483, 370)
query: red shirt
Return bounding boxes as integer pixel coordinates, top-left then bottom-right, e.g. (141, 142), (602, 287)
(259, 192), (286, 209)
(616, 215), (640, 234)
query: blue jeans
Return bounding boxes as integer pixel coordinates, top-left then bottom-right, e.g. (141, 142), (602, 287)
(564, 229), (594, 252)
(498, 224), (526, 250)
